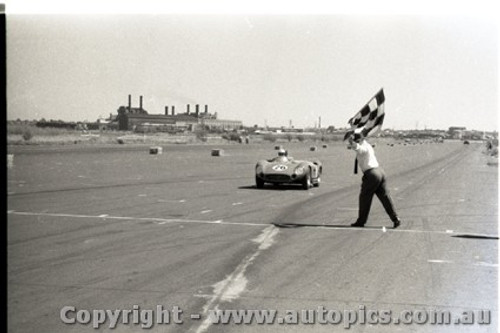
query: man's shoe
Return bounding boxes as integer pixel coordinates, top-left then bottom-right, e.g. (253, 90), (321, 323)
(350, 222), (365, 228)
(393, 218), (401, 229)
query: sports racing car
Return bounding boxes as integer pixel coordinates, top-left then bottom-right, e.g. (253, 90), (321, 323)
(255, 150), (322, 190)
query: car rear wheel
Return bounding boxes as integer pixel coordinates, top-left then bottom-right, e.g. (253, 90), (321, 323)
(313, 177), (321, 187)
(256, 176), (264, 189)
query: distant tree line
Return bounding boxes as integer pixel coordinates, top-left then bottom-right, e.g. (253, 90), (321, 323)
(35, 120), (79, 129)
(8, 119), (103, 131)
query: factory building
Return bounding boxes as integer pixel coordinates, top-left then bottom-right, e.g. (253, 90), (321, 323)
(448, 126), (467, 139)
(115, 95), (242, 132)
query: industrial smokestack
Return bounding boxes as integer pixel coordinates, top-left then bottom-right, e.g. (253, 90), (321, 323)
(172, 106), (175, 116)
(205, 105), (208, 114)
(128, 94), (131, 112)
(165, 106), (168, 115)
(140, 96), (143, 111)
(187, 104), (190, 114)
(195, 104), (199, 116)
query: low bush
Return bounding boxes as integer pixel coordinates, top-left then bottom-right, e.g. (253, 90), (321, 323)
(263, 134), (277, 143)
(222, 132), (242, 142)
(22, 128), (33, 141)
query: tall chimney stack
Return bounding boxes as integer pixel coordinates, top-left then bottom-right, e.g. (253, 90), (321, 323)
(172, 106), (175, 116)
(140, 96), (143, 111)
(205, 105), (208, 114)
(128, 94), (131, 112)
(165, 106), (168, 115)
(186, 104), (190, 114)
(195, 104), (199, 117)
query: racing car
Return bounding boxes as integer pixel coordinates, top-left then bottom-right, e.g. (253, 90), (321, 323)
(255, 149), (322, 190)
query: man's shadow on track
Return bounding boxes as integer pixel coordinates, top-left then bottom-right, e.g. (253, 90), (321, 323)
(272, 222), (388, 230)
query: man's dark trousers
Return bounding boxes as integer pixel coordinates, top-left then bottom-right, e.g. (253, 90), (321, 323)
(357, 167), (398, 225)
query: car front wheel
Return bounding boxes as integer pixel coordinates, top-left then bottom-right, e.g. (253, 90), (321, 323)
(256, 176), (264, 189)
(302, 172), (311, 190)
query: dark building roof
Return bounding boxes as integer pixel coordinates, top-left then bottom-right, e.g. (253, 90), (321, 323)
(117, 106), (148, 115)
(126, 114), (200, 123)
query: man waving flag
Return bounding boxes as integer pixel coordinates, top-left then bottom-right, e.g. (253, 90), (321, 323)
(344, 88), (401, 229)
(343, 88), (385, 141)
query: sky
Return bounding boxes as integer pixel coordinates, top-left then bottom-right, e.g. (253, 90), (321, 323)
(5, 1), (500, 131)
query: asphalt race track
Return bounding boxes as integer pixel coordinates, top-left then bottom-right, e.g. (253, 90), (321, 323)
(7, 140), (498, 332)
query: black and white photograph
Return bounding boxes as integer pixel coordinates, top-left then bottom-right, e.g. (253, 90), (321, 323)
(6, 0), (499, 332)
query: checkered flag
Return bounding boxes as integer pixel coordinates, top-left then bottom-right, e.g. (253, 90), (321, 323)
(343, 88), (385, 141)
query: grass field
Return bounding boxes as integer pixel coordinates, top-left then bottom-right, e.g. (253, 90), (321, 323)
(7, 123), (346, 146)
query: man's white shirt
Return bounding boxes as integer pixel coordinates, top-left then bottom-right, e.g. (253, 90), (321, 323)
(350, 140), (379, 173)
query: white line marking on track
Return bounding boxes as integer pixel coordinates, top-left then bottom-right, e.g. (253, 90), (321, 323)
(428, 260), (498, 268)
(7, 211), (498, 238)
(7, 211), (264, 227)
(428, 259), (454, 264)
(200, 210), (212, 214)
(336, 207), (358, 211)
(193, 225), (279, 333)
(474, 262), (498, 268)
(157, 199), (186, 203)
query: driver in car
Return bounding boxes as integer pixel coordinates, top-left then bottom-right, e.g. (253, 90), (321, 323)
(273, 149), (290, 163)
